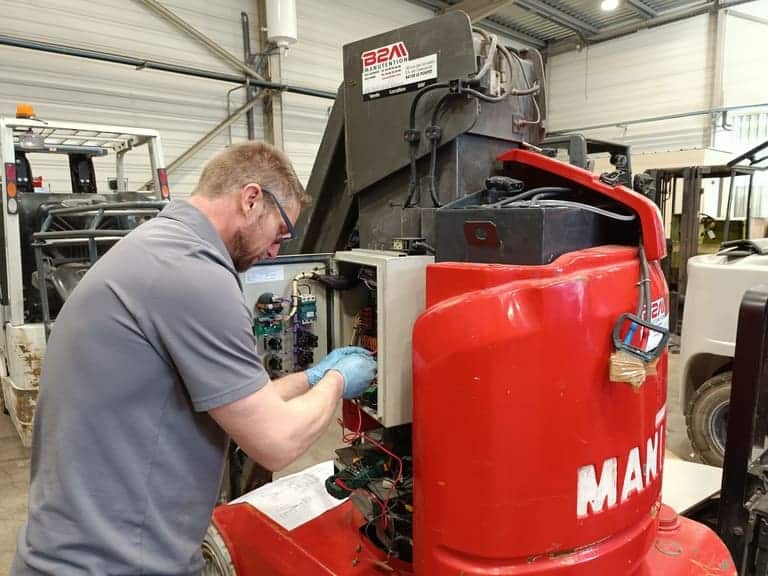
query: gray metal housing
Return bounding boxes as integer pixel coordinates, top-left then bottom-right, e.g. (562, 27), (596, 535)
(292, 11), (546, 254)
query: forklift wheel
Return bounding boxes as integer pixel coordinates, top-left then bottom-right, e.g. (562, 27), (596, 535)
(685, 372), (731, 467)
(202, 522), (238, 576)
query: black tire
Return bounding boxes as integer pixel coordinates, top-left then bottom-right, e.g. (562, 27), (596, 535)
(685, 371), (732, 467)
(202, 522), (238, 576)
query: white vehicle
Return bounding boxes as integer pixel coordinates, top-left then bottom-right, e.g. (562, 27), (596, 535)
(682, 238), (768, 465)
(0, 104), (170, 446)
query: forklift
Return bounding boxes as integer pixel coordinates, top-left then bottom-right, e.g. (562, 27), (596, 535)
(642, 141), (767, 333)
(202, 12), (742, 576)
(0, 104), (169, 446)
(686, 283), (768, 574)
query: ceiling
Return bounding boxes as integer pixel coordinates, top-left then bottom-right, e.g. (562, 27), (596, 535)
(410, 0), (754, 49)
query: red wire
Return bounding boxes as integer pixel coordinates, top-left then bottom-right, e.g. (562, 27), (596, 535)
(335, 478), (387, 518)
(337, 400), (404, 530)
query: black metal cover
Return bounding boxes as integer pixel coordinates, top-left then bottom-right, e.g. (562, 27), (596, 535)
(435, 187), (638, 265)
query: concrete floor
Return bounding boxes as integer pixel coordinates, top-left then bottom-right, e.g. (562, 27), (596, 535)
(0, 352), (694, 573)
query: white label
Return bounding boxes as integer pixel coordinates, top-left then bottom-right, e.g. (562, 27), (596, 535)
(361, 41), (437, 101)
(244, 265), (284, 284)
(645, 297), (669, 352)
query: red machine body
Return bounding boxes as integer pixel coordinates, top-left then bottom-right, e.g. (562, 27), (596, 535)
(210, 151), (735, 575)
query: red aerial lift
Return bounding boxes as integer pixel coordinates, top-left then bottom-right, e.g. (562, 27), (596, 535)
(202, 12), (745, 576)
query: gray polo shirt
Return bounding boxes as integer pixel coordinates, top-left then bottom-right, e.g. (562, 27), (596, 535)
(12, 200), (268, 576)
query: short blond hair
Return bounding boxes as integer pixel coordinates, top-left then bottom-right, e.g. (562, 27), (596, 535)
(192, 141), (310, 206)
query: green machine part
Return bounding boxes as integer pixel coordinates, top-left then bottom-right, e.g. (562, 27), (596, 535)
(297, 294), (317, 325)
(325, 450), (389, 500)
(255, 318), (283, 336)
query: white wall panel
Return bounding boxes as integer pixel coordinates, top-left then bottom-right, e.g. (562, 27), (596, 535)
(0, 0), (259, 197)
(546, 15), (713, 152)
(723, 1), (768, 107)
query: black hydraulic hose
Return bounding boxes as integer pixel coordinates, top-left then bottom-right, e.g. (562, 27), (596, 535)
(428, 137), (441, 207)
(408, 82), (450, 130)
(404, 144), (420, 208)
(404, 82), (451, 207)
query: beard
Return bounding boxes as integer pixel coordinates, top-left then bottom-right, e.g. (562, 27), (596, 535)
(231, 221), (263, 272)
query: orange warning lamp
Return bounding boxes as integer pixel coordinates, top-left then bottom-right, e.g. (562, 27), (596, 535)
(15, 103), (36, 119)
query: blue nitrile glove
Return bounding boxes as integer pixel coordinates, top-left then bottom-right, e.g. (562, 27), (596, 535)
(305, 346), (371, 386)
(331, 353), (378, 399)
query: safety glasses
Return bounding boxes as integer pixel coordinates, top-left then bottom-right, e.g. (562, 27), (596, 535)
(261, 186), (296, 242)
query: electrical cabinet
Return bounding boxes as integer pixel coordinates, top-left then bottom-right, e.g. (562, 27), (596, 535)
(242, 255), (331, 379)
(243, 250), (433, 427)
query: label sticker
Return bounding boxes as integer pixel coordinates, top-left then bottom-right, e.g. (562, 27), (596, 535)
(244, 266), (285, 284)
(361, 41), (437, 101)
(645, 297), (669, 352)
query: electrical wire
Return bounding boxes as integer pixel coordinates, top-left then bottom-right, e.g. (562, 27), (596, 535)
(497, 44), (542, 125)
(408, 82), (450, 132)
(497, 186), (572, 205)
(427, 136), (441, 207)
(470, 29), (497, 82)
(338, 400), (404, 531)
(520, 199), (637, 222)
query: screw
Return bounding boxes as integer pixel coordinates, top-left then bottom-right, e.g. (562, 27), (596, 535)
(352, 558), (360, 567)
(355, 545), (362, 553)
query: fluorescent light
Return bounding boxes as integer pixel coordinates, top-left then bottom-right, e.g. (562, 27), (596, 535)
(601, 0), (619, 11)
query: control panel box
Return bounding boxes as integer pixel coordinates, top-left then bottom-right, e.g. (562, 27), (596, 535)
(332, 250), (433, 427)
(244, 250), (432, 427)
(242, 256), (331, 379)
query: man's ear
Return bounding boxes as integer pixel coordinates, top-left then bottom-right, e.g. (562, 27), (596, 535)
(240, 183), (263, 215)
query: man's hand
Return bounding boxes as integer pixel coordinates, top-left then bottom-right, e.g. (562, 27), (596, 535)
(329, 353), (377, 399)
(305, 346), (371, 386)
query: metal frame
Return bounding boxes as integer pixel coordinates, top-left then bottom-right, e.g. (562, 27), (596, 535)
(410, 0), (754, 52)
(0, 116), (167, 326)
(0, 34), (335, 101)
(716, 287), (768, 573)
(32, 201), (167, 336)
(648, 162), (764, 331)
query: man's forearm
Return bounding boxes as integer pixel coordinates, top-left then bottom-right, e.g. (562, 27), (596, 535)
(272, 371), (311, 401)
(271, 371), (343, 468)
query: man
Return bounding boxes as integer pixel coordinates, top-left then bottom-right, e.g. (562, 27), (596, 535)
(12, 141), (377, 575)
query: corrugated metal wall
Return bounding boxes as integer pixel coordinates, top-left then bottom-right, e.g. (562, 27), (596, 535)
(0, 0), (258, 197)
(0, 0), (435, 196)
(546, 15), (714, 152)
(546, 1), (768, 154)
(723, 2), (768, 107)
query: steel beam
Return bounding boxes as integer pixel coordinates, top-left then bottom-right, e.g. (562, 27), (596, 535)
(482, 17), (548, 47)
(626, 0), (658, 18)
(515, 0), (598, 36)
(728, 8), (768, 26)
(133, 0), (266, 81)
(0, 34), (336, 99)
(548, 0), (756, 51)
(548, 101), (768, 135)
(258, 0), (285, 150)
(406, 0), (547, 47)
(444, 0), (517, 21)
